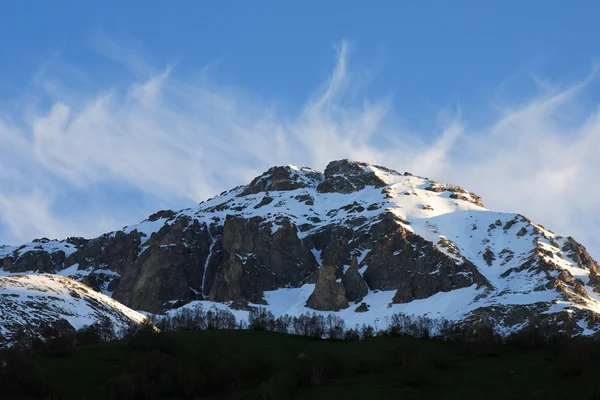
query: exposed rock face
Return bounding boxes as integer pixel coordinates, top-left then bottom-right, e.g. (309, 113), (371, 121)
(307, 225), (354, 271)
(3, 159), (600, 338)
(306, 265), (349, 311)
(342, 256), (368, 302)
(0, 239), (71, 273)
(5, 250), (58, 273)
(112, 216), (212, 313)
(562, 236), (600, 293)
(148, 209), (177, 222)
(241, 166), (322, 196)
(589, 268), (600, 293)
(317, 159), (388, 194)
(362, 215), (490, 303)
(424, 182), (484, 207)
(64, 231), (143, 275)
(206, 216), (317, 304)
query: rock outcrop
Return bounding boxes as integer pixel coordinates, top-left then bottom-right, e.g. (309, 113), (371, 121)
(112, 216), (212, 313)
(241, 166), (322, 196)
(206, 216), (317, 305)
(342, 256), (368, 302)
(306, 265), (349, 311)
(362, 214), (490, 302)
(317, 160), (388, 194)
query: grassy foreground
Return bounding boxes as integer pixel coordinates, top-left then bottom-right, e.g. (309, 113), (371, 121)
(5, 329), (600, 399)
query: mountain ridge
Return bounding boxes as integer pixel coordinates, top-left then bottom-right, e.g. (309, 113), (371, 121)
(2, 159), (600, 337)
(0, 274), (147, 344)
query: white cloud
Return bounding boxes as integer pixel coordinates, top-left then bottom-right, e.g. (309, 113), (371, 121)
(1, 40), (600, 260)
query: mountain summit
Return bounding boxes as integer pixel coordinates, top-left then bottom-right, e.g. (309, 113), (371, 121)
(2, 159), (600, 336)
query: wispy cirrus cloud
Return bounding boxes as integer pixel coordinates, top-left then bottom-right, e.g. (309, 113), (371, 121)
(1, 39), (599, 259)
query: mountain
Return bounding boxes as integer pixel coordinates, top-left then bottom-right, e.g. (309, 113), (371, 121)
(0, 274), (147, 344)
(2, 159), (600, 336)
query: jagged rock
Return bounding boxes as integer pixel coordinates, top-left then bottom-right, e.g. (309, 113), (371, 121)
(557, 270), (575, 286)
(1, 257), (11, 271)
(503, 217), (519, 231)
(317, 159), (387, 194)
(562, 237), (600, 278)
(65, 230), (143, 274)
(4, 250), (57, 273)
(0, 241), (70, 274)
(306, 265), (349, 311)
(482, 248), (495, 266)
(355, 302), (369, 312)
(241, 166), (322, 196)
(392, 285), (413, 303)
(362, 214), (490, 302)
(425, 183), (484, 207)
(255, 194), (274, 208)
(342, 256), (368, 302)
(589, 267), (600, 293)
(294, 194), (314, 205)
(81, 274), (106, 292)
(66, 237), (89, 246)
(573, 281), (589, 298)
(148, 209), (176, 222)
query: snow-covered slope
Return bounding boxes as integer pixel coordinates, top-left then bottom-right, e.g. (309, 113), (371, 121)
(0, 274), (147, 345)
(2, 160), (600, 337)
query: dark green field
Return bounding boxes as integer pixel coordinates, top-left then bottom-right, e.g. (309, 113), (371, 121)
(4, 329), (600, 399)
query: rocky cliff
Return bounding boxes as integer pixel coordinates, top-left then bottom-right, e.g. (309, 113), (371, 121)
(2, 159), (600, 336)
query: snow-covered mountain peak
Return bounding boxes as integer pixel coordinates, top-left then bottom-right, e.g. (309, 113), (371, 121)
(200, 159), (484, 216)
(238, 164), (324, 196)
(2, 159), (600, 338)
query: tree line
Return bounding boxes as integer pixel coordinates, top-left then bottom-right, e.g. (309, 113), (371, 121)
(151, 306), (468, 341)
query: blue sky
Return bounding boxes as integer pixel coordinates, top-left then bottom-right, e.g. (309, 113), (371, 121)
(3, 1), (599, 109)
(1, 1), (600, 257)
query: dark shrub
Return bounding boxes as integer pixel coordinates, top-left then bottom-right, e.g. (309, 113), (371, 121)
(360, 324), (375, 338)
(128, 322), (175, 354)
(344, 328), (360, 341)
(0, 359), (50, 397)
(104, 375), (136, 400)
(402, 358), (433, 387)
(75, 324), (103, 346)
(255, 371), (297, 400)
(506, 325), (548, 350)
(391, 345), (415, 368)
(50, 382), (77, 400)
(249, 308), (276, 331)
(130, 351), (177, 387)
(295, 352), (343, 385)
